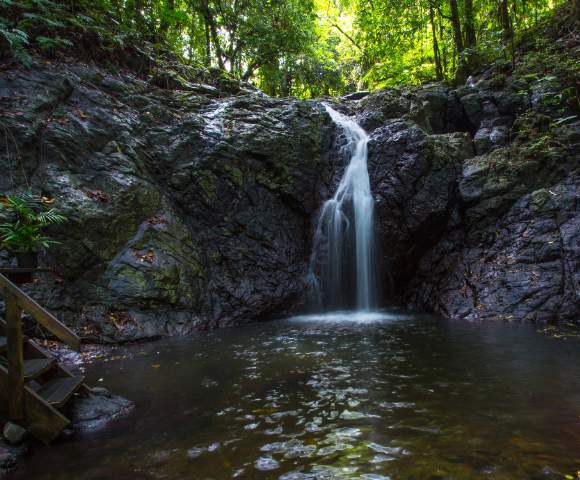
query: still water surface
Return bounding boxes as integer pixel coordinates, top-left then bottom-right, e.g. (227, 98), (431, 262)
(10, 310), (580, 479)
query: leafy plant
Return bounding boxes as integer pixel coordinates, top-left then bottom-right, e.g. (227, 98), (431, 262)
(0, 191), (67, 253)
(35, 35), (73, 51)
(0, 17), (31, 66)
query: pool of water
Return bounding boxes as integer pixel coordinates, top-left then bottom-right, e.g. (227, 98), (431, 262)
(9, 310), (580, 479)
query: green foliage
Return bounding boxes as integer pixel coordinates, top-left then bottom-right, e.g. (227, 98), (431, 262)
(514, 30), (580, 112)
(354, 0), (563, 88)
(0, 0), (571, 97)
(36, 35), (73, 51)
(0, 191), (67, 253)
(0, 15), (31, 66)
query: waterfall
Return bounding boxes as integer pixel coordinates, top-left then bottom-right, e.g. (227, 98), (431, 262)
(308, 105), (377, 311)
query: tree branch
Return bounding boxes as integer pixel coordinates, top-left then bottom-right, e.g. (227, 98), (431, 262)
(329, 22), (362, 51)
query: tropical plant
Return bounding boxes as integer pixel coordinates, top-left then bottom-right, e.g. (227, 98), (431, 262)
(0, 191), (67, 253)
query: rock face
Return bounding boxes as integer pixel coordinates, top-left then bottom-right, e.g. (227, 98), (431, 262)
(367, 119), (473, 296)
(0, 62), (332, 341)
(0, 54), (578, 336)
(349, 73), (579, 323)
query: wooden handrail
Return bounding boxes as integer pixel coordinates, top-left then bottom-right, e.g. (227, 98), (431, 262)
(0, 274), (80, 351)
(0, 273), (82, 424)
(5, 292), (24, 420)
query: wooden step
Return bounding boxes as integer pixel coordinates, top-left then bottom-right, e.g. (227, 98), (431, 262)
(0, 364), (71, 444)
(23, 358), (54, 379)
(37, 376), (84, 407)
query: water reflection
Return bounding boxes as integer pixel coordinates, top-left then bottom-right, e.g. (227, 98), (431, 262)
(8, 310), (580, 480)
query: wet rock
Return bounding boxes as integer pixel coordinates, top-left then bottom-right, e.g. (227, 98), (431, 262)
(254, 455), (280, 471)
(342, 91), (370, 101)
(353, 62), (578, 323)
(531, 80), (561, 113)
(473, 120), (511, 155)
(68, 389), (134, 430)
(408, 166), (579, 322)
(413, 84), (450, 133)
(1, 423), (27, 446)
(460, 92), (483, 129)
(1, 53), (577, 333)
(367, 118), (473, 298)
(356, 89), (412, 131)
(0, 61), (333, 340)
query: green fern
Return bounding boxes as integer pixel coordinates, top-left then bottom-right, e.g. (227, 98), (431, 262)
(0, 190), (67, 253)
(0, 20), (32, 66)
(36, 35), (73, 51)
(21, 12), (66, 29)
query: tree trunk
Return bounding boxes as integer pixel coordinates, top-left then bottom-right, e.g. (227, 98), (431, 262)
(464, 0), (477, 48)
(160, 0), (175, 34)
(574, 0), (580, 22)
(187, 14), (195, 61)
(498, 0), (513, 41)
(134, 0), (144, 28)
(227, 33), (237, 74)
(429, 4), (444, 80)
(440, 21), (448, 75)
(449, 0), (464, 53)
(280, 70), (292, 97)
(204, 21), (211, 66)
(200, 0), (225, 69)
(242, 61), (260, 81)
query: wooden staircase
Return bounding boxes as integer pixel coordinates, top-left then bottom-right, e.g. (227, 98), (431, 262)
(0, 273), (89, 444)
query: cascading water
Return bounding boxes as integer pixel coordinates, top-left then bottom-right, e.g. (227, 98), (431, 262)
(308, 105), (377, 311)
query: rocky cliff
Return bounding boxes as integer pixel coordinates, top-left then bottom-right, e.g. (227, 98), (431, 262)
(1, 24), (578, 340)
(352, 76), (578, 323)
(0, 62), (333, 341)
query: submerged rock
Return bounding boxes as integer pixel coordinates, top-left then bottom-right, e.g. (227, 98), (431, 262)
(1, 423), (27, 446)
(67, 388), (134, 431)
(254, 455), (280, 471)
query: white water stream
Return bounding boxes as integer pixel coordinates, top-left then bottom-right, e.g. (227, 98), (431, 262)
(309, 105), (377, 311)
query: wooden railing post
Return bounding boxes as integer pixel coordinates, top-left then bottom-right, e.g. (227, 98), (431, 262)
(0, 273), (81, 351)
(5, 291), (24, 420)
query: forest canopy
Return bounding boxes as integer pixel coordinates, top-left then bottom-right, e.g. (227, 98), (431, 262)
(0, 0), (573, 97)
